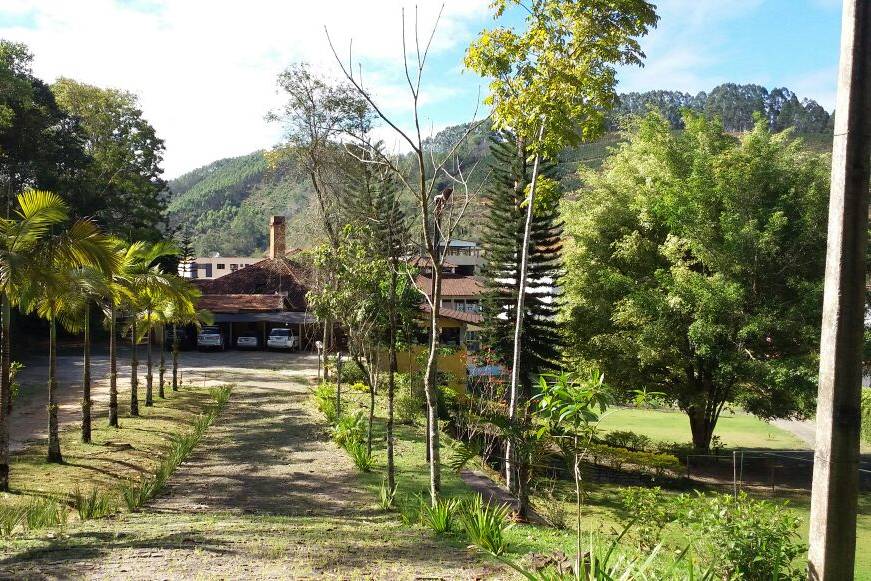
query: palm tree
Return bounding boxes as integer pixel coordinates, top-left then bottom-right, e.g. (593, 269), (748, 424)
(53, 267), (111, 443)
(156, 282), (210, 392)
(135, 283), (178, 407)
(0, 191), (70, 489)
(106, 242), (178, 420)
(23, 220), (117, 463)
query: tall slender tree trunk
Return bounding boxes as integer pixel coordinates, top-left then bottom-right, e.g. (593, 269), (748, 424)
(365, 353), (378, 455)
(0, 292), (11, 491)
(47, 317), (63, 463)
(158, 324), (166, 399)
(386, 265), (398, 493)
(108, 305), (119, 427)
(335, 353), (343, 419)
(130, 319), (139, 417)
(172, 324), (179, 391)
(506, 125), (544, 510)
(145, 310), (153, 407)
(81, 305), (92, 443)
(424, 267), (443, 506)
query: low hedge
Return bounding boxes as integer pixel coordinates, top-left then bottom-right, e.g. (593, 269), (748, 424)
(586, 443), (681, 477)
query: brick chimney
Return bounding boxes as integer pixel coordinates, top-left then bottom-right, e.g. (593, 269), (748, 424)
(269, 215), (286, 259)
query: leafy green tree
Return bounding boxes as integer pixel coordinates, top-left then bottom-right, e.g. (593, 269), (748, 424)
(534, 370), (610, 575)
(308, 227), (387, 454)
(562, 112), (829, 450)
(339, 151), (414, 491)
(0, 42), (88, 210)
(157, 283), (211, 392)
(480, 132), (563, 384)
(465, 0), (658, 504)
(129, 254), (182, 408)
(0, 190), (70, 489)
(52, 78), (167, 241)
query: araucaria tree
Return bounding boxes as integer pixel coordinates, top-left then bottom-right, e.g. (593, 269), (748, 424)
(478, 132), (563, 515)
(562, 113), (829, 450)
(481, 132), (563, 382)
(465, 0), (658, 499)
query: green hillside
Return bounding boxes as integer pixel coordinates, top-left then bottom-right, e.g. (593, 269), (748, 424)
(168, 152), (317, 256)
(168, 82), (835, 257)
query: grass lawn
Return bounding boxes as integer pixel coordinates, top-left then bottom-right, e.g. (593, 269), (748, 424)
(1, 380), (220, 522)
(597, 406), (807, 449)
(333, 388), (870, 578)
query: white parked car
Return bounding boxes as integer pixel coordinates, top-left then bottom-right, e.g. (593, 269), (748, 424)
(197, 326), (225, 350)
(267, 328), (298, 350)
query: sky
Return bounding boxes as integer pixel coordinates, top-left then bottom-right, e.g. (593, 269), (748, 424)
(0, 0), (844, 178)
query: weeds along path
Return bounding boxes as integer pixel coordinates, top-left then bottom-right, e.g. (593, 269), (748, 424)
(0, 352), (497, 579)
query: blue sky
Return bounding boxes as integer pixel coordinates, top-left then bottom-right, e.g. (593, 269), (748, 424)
(0, 0), (844, 177)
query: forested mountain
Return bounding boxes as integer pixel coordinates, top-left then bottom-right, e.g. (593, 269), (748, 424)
(169, 83), (833, 256)
(168, 152), (316, 256)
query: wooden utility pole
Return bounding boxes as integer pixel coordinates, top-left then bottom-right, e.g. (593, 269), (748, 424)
(808, 1), (871, 578)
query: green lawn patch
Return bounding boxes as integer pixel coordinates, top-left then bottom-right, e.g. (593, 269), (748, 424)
(598, 406), (807, 450)
(329, 388), (870, 577)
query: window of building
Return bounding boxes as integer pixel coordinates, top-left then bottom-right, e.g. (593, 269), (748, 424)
(230, 264), (238, 272)
(465, 331), (481, 352)
(217, 263), (226, 270)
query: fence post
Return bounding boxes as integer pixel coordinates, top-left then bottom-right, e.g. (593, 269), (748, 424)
(732, 451), (738, 499)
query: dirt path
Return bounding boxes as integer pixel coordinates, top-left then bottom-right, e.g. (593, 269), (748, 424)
(1, 352), (499, 579)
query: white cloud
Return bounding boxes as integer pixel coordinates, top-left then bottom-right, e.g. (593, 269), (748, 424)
(0, 0), (489, 177)
(616, 0), (764, 95)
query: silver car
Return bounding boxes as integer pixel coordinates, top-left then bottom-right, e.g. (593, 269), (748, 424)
(197, 326), (225, 350)
(236, 335), (259, 349)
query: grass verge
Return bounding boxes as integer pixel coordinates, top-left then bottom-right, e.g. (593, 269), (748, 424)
(0, 382), (233, 538)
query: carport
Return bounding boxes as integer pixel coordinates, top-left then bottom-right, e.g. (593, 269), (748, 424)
(211, 311), (320, 351)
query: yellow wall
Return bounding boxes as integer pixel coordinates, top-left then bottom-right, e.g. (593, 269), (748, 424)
(379, 345), (467, 392)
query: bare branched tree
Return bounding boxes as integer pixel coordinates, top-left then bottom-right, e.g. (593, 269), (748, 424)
(326, 6), (488, 504)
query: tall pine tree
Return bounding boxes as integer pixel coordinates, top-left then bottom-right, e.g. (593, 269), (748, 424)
(480, 131), (563, 397)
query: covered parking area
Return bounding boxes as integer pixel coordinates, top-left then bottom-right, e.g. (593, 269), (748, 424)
(211, 311), (320, 351)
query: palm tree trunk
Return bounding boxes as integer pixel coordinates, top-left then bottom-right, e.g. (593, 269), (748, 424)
(172, 324), (179, 391)
(47, 316), (63, 463)
(130, 318), (139, 417)
(145, 309), (153, 407)
(81, 305), (92, 443)
(108, 306), (118, 427)
(158, 324), (166, 399)
(0, 291), (11, 491)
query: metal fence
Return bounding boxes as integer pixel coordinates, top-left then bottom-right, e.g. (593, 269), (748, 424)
(686, 450), (871, 495)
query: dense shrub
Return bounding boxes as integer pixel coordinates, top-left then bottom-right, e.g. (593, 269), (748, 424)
(73, 487), (115, 520)
(602, 430), (651, 451)
(347, 441), (374, 472)
(331, 410), (366, 448)
(418, 496), (459, 534)
(395, 391), (424, 425)
(314, 382), (338, 423)
(619, 487), (804, 579)
(459, 494), (513, 555)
